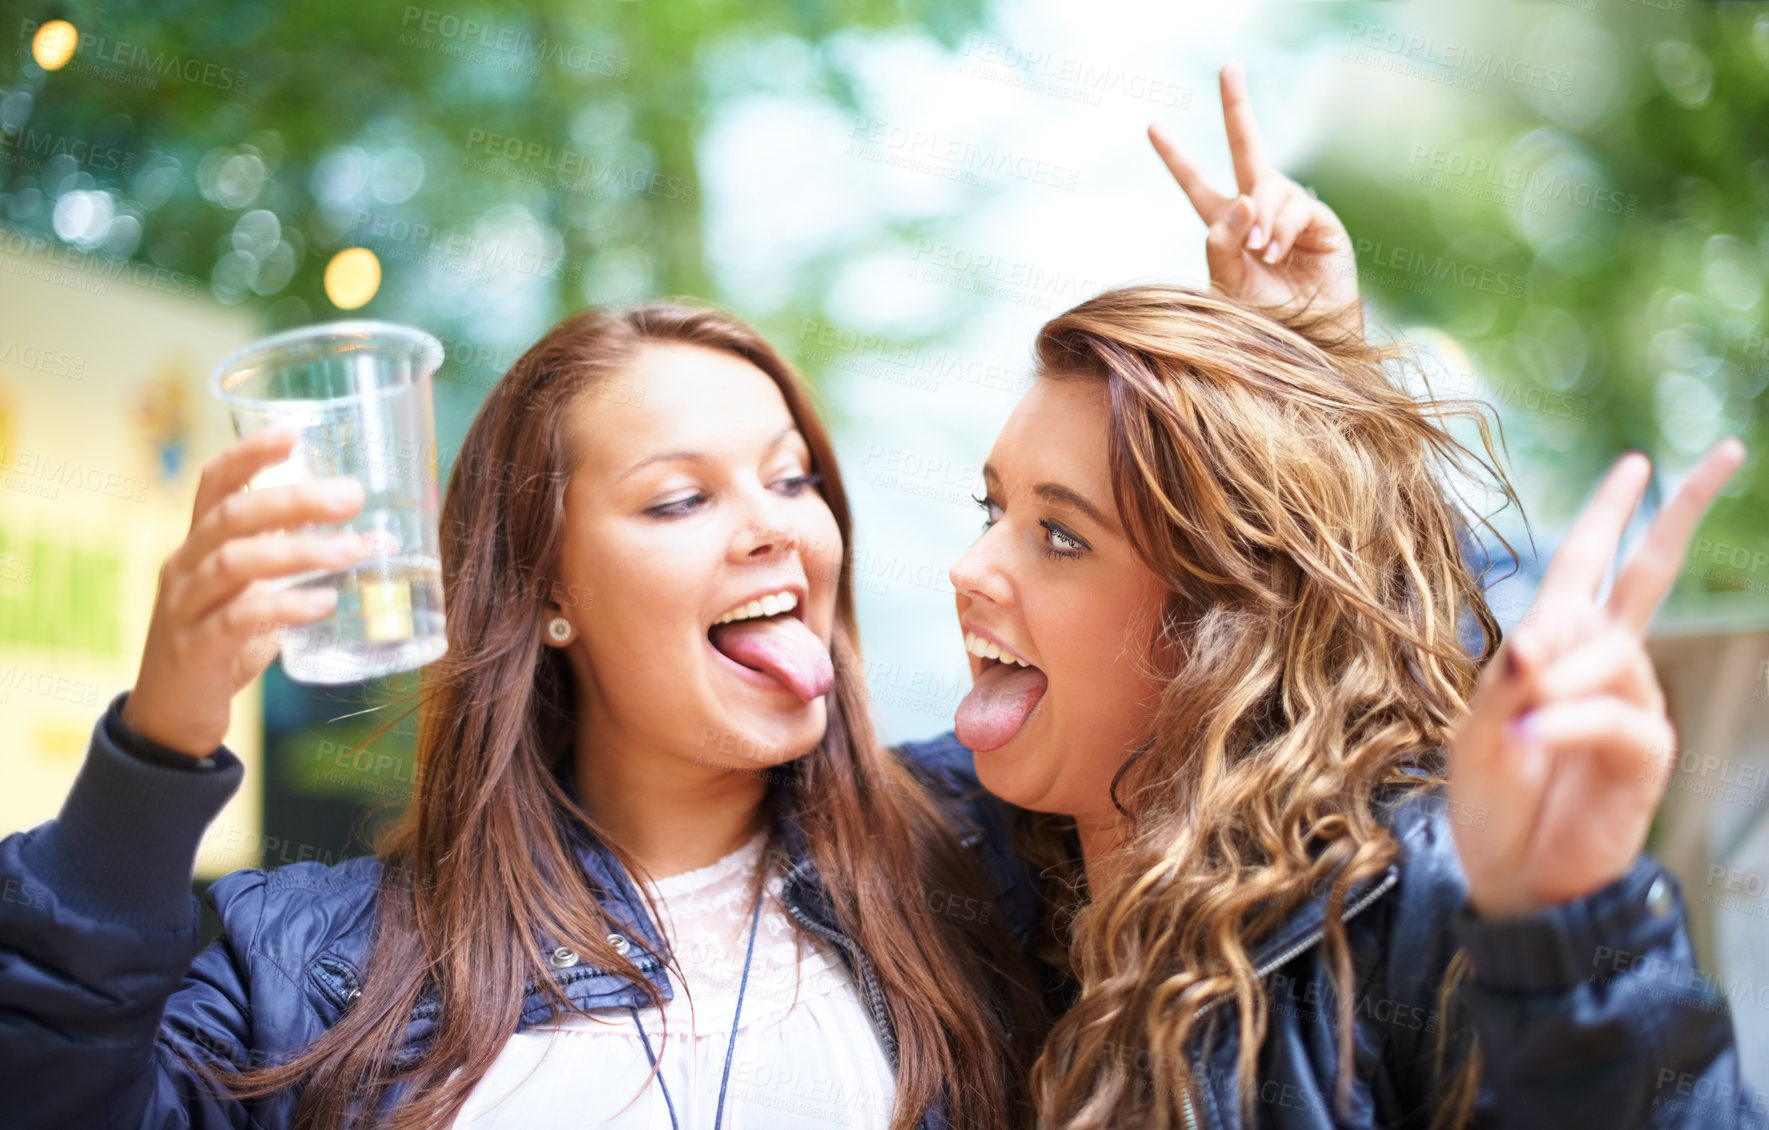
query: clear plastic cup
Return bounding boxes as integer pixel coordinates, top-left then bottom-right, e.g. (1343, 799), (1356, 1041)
(209, 321), (448, 684)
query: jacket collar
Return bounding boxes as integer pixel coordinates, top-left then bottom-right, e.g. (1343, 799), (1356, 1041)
(1238, 780), (1445, 974)
(536, 755), (847, 997)
(386, 759), (869, 1072)
(1242, 863), (1400, 975)
(546, 757), (894, 1058)
(386, 757), (924, 1127)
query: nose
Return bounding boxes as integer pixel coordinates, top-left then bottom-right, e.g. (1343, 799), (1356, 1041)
(735, 519), (799, 560)
(949, 525), (1011, 607)
(731, 486), (801, 561)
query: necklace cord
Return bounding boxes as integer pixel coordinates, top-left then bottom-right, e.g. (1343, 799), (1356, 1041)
(628, 882), (766, 1130)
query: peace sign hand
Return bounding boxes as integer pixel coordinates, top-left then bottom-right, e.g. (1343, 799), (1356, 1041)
(1447, 438), (1749, 919)
(1149, 60), (1361, 335)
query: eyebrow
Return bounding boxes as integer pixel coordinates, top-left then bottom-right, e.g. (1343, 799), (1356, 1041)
(618, 424), (801, 483)
(983, 463), (1120, 535)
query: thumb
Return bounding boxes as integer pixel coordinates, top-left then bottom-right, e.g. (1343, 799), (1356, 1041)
(1222, 194), (1255, 237)
(1291, 198), (1348, 255)
(1205, 195), (1256, 288)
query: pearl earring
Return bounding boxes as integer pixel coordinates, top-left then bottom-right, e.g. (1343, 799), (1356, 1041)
(547, 616), (571, 642)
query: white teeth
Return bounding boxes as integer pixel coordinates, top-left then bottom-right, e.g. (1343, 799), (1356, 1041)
(965, 631), (1029, 667)
(715, 590), (798, 625)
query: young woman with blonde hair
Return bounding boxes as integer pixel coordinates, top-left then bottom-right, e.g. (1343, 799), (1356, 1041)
(948, 62), (1763, 1128)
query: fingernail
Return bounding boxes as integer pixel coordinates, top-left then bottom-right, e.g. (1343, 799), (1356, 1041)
(1246, 224), (1266, 251)
(300, 587), (339, 612)
(1506, 712), (1538, 744)
(1262, 241), (1282, 264)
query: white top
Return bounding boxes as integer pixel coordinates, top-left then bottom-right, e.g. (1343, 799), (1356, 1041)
(449, 831), (897, 1128)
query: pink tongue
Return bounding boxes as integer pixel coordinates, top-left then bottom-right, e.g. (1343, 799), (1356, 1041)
(955, 663), (1048, 751)
(708, 616), (834, 702)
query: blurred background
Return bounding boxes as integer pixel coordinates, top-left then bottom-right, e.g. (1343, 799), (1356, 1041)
(1, 0), (1765, 1076)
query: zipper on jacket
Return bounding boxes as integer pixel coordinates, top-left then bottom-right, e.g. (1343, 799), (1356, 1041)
(783, 896), (899, 1065)
(311, 955), (362, 1012)
(1178, 868), (1399, 1130)
(784, 899), (940, 1130)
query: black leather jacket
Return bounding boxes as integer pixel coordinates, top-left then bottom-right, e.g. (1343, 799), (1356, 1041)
(1170, 782), (1766, 1128)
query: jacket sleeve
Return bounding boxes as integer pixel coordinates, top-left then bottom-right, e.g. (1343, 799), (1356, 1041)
(1451, 852), (1768, 1127)
(0, 689), (270, 1129)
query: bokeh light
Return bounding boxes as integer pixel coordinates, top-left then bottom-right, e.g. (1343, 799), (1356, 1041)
(30, 20), (77, 71)
(324, 247), (381, 309)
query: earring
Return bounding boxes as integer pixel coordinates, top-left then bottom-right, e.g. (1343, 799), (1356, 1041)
(547, 616), (572, 642)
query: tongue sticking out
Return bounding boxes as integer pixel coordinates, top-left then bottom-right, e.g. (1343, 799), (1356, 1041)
(955, 662), (1048, 751)
(708, 615), (834, 702)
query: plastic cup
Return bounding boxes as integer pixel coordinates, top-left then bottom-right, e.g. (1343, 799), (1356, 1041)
(209, 321), (448, 684)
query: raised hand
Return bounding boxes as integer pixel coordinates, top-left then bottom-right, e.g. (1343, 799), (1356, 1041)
(1447, 438), (1749, 918)
(1149, 60), (1361, 334)
(121, 429), (374, 759)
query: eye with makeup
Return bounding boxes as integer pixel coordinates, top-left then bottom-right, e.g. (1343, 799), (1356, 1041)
(971, 492), (1089, 561)
(646, 469), (822, 520)
(974, 492), (1003, 534)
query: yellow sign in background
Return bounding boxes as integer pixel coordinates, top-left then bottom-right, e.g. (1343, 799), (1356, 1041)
(0, 239), (263, 879)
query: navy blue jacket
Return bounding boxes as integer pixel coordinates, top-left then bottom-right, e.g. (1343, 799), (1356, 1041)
(0, 693), (1036, 1129)
(1, 695), (1762, 1127)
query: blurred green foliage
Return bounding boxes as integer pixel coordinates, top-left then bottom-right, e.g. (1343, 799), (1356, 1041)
(1301, 1), (1769, 612)
(4, 0), (1761, 600)
(1, 0), (983, 365)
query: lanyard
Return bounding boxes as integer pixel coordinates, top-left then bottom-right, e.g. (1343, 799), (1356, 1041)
(629, 882), (766, 1130)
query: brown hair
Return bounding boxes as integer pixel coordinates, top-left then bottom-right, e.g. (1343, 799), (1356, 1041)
(1021, 285), (1515, 1129)
(205, 302), (1043, 1129)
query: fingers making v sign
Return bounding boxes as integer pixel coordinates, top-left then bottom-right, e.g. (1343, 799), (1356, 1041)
(1148, 60), (1362, 334)
(1448, 437), (1750, 918)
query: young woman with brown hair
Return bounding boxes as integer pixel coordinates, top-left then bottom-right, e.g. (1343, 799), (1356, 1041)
(0, 305), (1044, 1128)
(948, 63), (1762, 1130)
